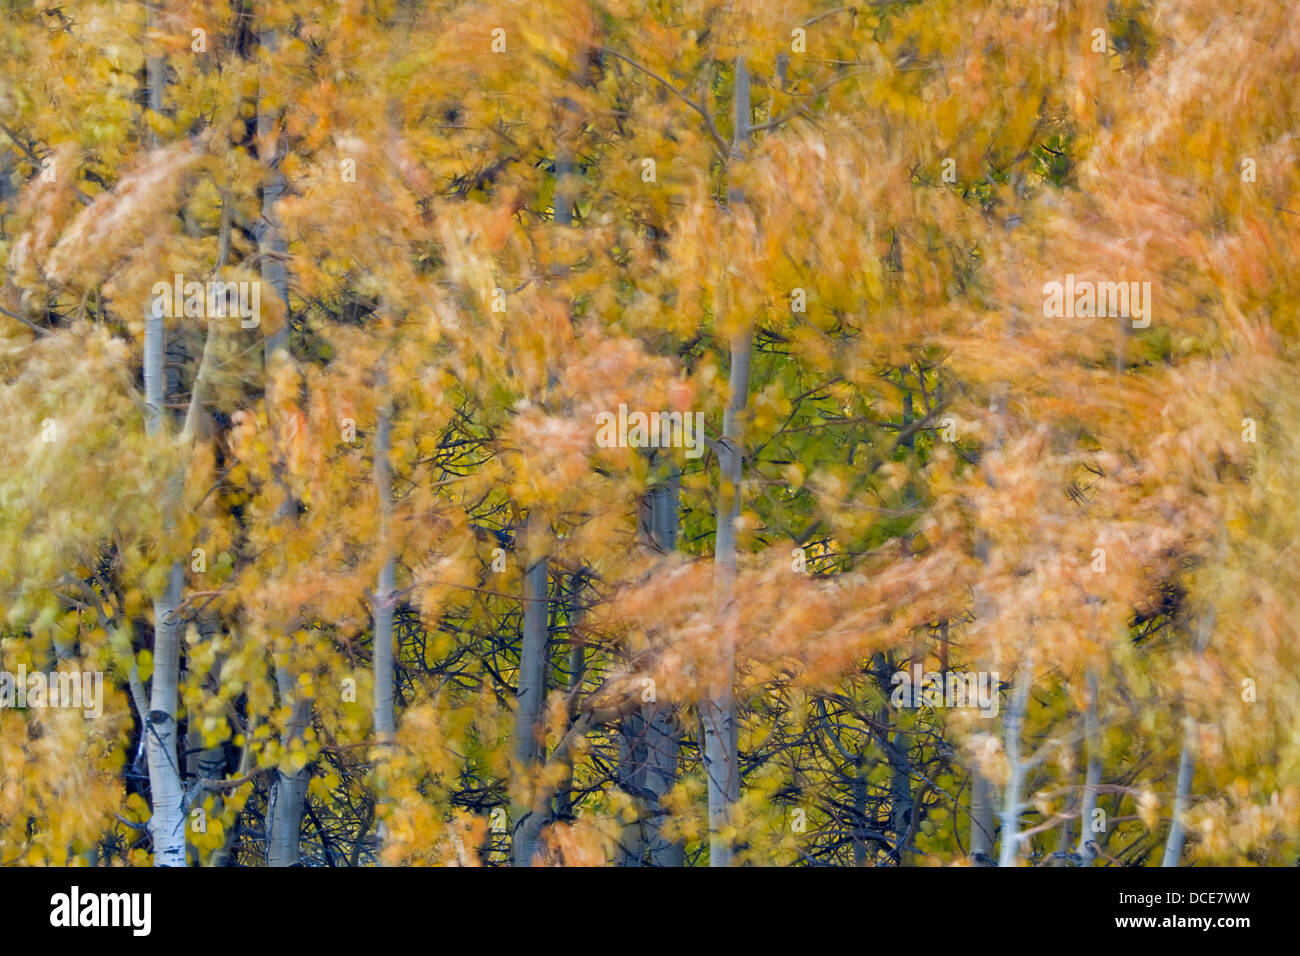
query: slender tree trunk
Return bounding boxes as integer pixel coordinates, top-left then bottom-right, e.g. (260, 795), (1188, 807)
(1076, 667), (1102, 861)
(146, 560), (186, 866)
(554, 142), (575, 228)
(371, 383), (396, 858)
(618, 475), (684, 866)
(372, 568), (397, 741)
(554, 573), (586, 823)
(701, 54), (752, 869)
(142, 191), (188, 861)
(511, 551), (550, 866)
(968, 476), (999, 861)
(140, 23), (203, 853)
(970, 773), (996, 860)
(144, 309), (184, 865)
(617, 702), (684, 866)
(372, 390), (396, 743)
(997, 657), (1034, 867)
(1162, 606), (1216, 867)
(257, 27), (290, 362)
(641, 477), (684, 867)
(178, 226), (228, 860)
(266, 690), (311, 866)
(887, 714), (915, 860)
(254, 22), (311, 865)
(640, 704), (684, 867)
(703, 327), (751, 866)
(617, 710), (649, 867)
(1162, 720), (1198, 868)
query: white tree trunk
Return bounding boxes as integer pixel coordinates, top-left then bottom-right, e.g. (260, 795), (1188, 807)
(968, 465), (1000, 861)
(970, 773), (996, 860)
(1076, 667), (1102, 860)
(141, 5), (187, 862)
(1161, 719), (1198, 867)
(147, 561), (186, 866)
(997, 658), (1034, 867)
(142, 291), (189, 865)
(704, 326), (751, 866)
(266, 690), (311, 866)
(257, 27), (290, 361)
(372, 565), (396, 737)
(372, 393), (396, 742)
(511, 555), (549, 866)
(1162, 606), (1215, 867)
(254, 24), (310, 866)
(700, 54), (753, 869)
(143, 308), (166, 436)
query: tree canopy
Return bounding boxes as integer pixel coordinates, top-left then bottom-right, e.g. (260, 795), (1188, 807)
(0, 0), (1297, 868)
